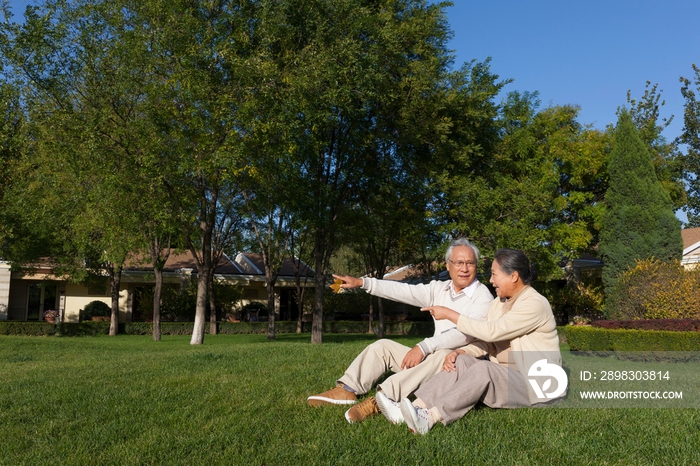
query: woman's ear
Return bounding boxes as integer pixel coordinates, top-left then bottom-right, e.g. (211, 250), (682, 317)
(511, 271), (520, 283)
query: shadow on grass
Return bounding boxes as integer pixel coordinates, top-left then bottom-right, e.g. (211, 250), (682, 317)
(248, 332), (424, 344)
(261, 333), (382, 344)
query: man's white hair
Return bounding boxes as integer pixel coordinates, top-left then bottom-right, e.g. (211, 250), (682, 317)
(445, 238), (480, 263)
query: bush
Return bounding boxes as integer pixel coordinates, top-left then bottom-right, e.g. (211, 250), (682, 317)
(606, 258), (700, 320)
(593, 319), (700, 332)
(239, 302), (268, 322)
(0, 321), (57, 336)
(160, 280), (197, 321)
(565, 325), (700, 351)
(82, 300), (111, 320)
(537, 279), (605, 326)
(0, 320), (433, 337)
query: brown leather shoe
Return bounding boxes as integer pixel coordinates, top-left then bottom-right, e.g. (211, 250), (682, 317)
(307, 385), (357, 406)
(344, 396), (379, 423)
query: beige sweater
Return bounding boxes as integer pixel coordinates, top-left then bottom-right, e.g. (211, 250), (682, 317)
(456, 285), (564, 404)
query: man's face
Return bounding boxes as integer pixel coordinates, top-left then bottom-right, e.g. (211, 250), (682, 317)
(446, 245), (477, 293)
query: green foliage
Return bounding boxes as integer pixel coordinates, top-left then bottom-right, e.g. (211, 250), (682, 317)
(537, 279), (605, 326)
(626, 82), (686, 210)
(324, 289), (371, 320)
(599, 110), (682, 297)
(160, 281), (198, 322)
(679, 64), (700, 225)
(565, 325), (700, 352)
(0, 320), (431, 337)
(82, 300), (111, 319)
(0, 321), (57, 336)
(606, 258), (700, 320)
(214, 282), (244, 318)
(436, 93), (610, 279)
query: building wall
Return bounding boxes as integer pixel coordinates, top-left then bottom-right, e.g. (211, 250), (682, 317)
(0, 262), (11, 321)
(63, 282), (130, 322)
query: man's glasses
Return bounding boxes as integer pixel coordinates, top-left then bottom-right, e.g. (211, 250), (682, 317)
(448, 260), (476, 268)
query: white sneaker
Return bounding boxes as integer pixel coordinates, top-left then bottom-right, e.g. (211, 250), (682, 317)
(376, 391), (404, 424)
(400, 398), (431, 435)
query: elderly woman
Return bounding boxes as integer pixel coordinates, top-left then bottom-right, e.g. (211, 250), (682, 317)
(376, 248), (564, 434)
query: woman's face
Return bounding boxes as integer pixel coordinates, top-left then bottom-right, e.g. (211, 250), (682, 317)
(489, 259), (519, 299)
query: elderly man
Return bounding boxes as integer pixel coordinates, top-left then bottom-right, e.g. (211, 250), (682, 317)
(306, 238), (493, 424)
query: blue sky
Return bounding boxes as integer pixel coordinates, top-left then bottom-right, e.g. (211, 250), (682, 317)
(440, 1), (699, 223)
(440, 0), (700, 141)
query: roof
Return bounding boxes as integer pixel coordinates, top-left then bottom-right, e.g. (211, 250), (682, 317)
(682, 227), (700, 251)
(234, 253), (313, 278)
(123, 250), (313, 277)
(124, 250), (242, 275)
(368, 263), (441, 284)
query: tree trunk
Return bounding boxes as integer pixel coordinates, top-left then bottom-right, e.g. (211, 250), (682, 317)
(153, 267), (163, 341)
(377, 297), (385, 338)
(190, 265), (210, 345)
(266, 281), (276, 340)
(108, 266), (122, 337)
(367, 296), (374, 334)
(296, 294), (304, 334)
(208, 273), (217, 335)
(311, 249), (324, 344)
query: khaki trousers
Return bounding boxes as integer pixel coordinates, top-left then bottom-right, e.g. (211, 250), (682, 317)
(414, 354), (531, 425)
(338, 339), (450, 401)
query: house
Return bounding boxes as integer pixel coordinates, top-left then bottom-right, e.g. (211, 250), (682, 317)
(682, 227), (700, 269)
(0, 251), (313, 323)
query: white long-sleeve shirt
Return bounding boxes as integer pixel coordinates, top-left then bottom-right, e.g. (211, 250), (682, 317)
(361, 277), (493, 355)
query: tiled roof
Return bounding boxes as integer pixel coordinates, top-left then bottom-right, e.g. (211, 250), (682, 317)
(124, 250), (242, 274)
(124, 250), (313, 277)
(682, 227), (700, 250)
(236, 252), (313, 277)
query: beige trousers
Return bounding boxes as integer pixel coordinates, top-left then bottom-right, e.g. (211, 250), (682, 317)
(338, 339), (450, 401)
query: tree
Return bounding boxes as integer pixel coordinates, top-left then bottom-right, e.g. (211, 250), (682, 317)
(135, 0), (256, 344)
(626, 81), (685, 211)
(0, 81), (26, 260)
(679, 64), (700, 226)
(266, 0), (462, 343)
(599, 109), (682, 306)
(436, 90), (610, 279)
(0, 0), (162, 334)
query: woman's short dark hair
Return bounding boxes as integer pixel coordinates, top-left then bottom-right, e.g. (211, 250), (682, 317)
(493, 248), (537, 285)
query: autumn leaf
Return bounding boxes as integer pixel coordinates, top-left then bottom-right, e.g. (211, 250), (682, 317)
(330, 279), (343, 293)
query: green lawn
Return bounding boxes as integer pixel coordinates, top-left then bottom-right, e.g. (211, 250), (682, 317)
(1, 334), (698, 465)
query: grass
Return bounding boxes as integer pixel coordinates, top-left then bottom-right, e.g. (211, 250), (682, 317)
(1, 333), (699, 465)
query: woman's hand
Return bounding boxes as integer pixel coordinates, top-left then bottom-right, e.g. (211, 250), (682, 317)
(442, 350), (464, 372)
(421, 305), (460, 324)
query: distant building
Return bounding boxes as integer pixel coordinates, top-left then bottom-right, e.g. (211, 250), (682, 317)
(682, 227), (700, 269)
(0, 251), (313, 323)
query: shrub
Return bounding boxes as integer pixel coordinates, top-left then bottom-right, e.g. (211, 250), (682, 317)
(0, 321), (57, 336)
(160, 280), (197, 321)
(592, 319), (700, 332)
(606, 258), (700, 320)
(239, 302), (268, 322)
(565, 325), (700, 351)
(538, 279), (605, 326)
(82, 300), (111, 320)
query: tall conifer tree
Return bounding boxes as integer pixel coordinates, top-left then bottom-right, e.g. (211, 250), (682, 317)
(600, 110), (682, 303)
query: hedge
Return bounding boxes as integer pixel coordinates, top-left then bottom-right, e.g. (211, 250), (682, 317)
(0, 320), (433, 337)
(592, 319), (700, 332)
(564, 325), (700, 352)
